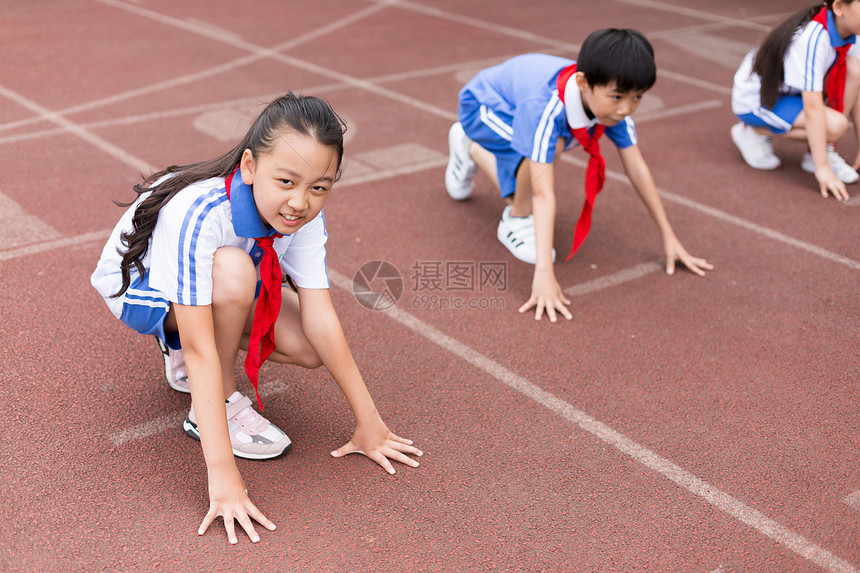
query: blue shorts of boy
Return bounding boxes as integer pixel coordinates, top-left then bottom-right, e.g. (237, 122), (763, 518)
(736, 94), (803, 135)
(457, 53), (637, 197)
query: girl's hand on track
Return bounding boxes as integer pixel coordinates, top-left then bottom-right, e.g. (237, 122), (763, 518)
(199, 470), (276, 544)
(331, 415), (422, 475)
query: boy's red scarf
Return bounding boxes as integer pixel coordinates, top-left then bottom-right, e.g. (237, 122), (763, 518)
(557, 63), (606, 261)
(813, 7), (850, 112)
(226, 167), (282, 409)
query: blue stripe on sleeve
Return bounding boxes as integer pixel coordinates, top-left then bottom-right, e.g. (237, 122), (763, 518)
(177, 189), (227, 305)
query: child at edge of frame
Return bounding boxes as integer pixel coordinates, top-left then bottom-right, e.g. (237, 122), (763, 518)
(444, 28), (713, 323)
(91, 92), (422, 545)
(731, 0), (860, 201)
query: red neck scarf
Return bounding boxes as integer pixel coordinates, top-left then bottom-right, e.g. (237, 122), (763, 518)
(225, 167), (282, 409)
(813, 7), (851, 112)
(557, 63), (606, 260)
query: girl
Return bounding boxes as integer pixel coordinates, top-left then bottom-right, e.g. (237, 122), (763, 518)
(91, 93), (422, 544)
(731, 0), (860, 201)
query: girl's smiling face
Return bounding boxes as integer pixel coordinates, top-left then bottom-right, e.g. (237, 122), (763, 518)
(240, 131), (339, 235)
(834, 0), (860, 38)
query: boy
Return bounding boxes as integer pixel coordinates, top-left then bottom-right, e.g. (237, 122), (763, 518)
(445, 28), (712, 322)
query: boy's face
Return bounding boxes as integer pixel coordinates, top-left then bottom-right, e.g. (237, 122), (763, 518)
(576, 73), (645, 127)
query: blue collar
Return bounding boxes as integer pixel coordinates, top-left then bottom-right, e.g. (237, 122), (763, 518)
(827, 10), (856, 48)
(226, 168), (278, 239)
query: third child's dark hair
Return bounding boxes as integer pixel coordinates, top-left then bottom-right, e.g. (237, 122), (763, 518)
(753, 1), (849, 109)
(577, 28), (657, 93)
(112, 92), (346, 298)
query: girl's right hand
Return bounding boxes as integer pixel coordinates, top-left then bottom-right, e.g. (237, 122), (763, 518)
(815, 165), (849, 201)
(199, 468), (276, 544)
(518, 267), (572, 322)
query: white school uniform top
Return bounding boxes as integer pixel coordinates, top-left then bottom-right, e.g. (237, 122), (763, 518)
(92, 174), (329, 319)
(732, 10), (858, 115)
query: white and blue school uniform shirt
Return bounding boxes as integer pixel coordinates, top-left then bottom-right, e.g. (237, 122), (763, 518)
(732, 9), (858, 132)
(457, 53), (638, 195)
(92, 174), (329, 326)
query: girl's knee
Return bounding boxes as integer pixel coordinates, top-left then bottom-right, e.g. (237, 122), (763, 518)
(825, 108), (849, 140)
(212, 247), (256, 304)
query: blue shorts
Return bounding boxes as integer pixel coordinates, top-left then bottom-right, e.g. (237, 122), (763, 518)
(120, 273), (180, 350)
(736, 94), (803, 135)
(458, 90), (524, 198)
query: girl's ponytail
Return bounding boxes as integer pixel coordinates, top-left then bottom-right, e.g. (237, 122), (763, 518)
(753, 2), (828, 109)
(111, 93), (345, 298)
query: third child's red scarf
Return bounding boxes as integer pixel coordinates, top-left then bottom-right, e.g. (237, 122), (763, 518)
(557, 63), (606, 261)
(813, 7), (850, 112)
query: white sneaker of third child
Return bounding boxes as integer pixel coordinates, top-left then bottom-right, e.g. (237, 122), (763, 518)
(800, 144), (859, 184)
(731, 122), (781, 171)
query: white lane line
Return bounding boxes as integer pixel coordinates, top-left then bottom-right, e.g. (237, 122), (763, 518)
(0, 193), (61, 248)
(609, 0), (772, 31)
(845, 490), (860, 511)
(0, 2), (387, 135)
(0, 229), (112, 262)
(564, 262), (662, 297)
(326, 268), (857, 573)
(562, 155), (860, 272)
(657, 68), (733, 96)
(633, 99), (722, 125)
(843, 195), (860, 207)
(109, 411), (186, 447)
(93, 0), (457, 123)
(107, 379), (291, 446)
(375, 0), (580, 52)
(0, 83), (155, 174)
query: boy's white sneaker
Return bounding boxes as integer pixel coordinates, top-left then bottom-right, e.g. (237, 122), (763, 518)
(496, 205), (555, 265)
(731, 122), (781, 170)
(183, 391), (292, 460)
(800, 145), (859, 184)
(445, 122), (477, 200)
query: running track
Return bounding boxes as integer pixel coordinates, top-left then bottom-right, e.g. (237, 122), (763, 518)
(0, 1), (857, 572)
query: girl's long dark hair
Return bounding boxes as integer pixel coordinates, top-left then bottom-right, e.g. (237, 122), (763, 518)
(112, 92), (346, 298)
(752, 1), (840, 109)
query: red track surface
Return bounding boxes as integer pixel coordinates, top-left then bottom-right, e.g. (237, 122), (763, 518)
(1, 1), (857, 572)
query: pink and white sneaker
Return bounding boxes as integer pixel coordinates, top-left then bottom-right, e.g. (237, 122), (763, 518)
(183, 392), (292, 460)
(155, 337), (190, 393)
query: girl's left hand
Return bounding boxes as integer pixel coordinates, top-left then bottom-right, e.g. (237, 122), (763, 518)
(663, 235), (713, 276)
(814, 165), (849, 201)
(331, 416), (422, 474)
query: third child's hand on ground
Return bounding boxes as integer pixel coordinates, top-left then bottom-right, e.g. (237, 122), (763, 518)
(331, 415), (422, 474)
(663, 235), (713, 276)
(199, 470), (276, 545)
(518, 269), (572, 322)
(815, 166), (849, 201)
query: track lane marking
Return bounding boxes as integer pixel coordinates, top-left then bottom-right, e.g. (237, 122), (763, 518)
(100, 263), (858, 571)
(561, 155), (860, 272)
(325, 268), (857, 573)
(845, 491), (860, 511)
(564, 261), (662, 297)
(107, 379), (290, 446)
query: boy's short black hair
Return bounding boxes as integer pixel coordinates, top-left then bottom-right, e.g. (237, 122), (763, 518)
(577, 28), (656, 93)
